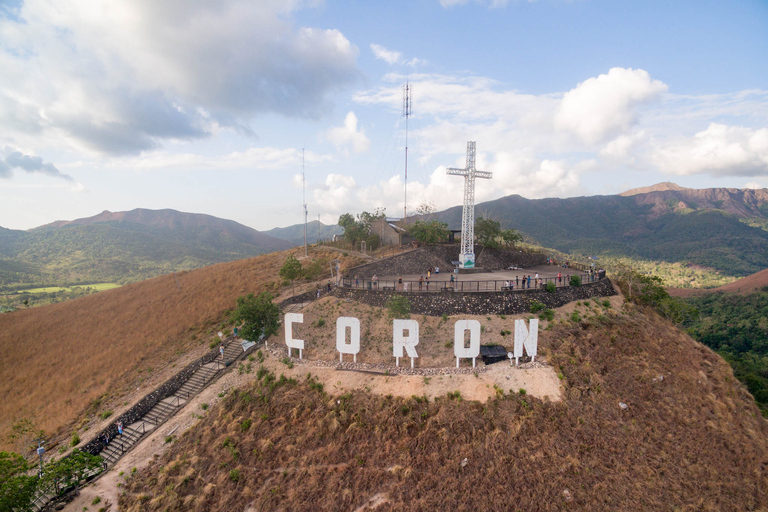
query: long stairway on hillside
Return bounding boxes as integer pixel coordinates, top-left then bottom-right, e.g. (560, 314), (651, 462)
(30, 338), (255, 512)
(99, 340), (246, 468)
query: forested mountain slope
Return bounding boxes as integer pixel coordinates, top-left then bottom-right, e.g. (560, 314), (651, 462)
(0, 209), (293, 288)
(436, 185), (768, 276)
(263, 219), (343, 246)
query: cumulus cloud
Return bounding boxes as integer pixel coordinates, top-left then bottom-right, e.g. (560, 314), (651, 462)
(0, 151), (73, 181)
(308, 149), (585, 224)
(652, 123), (768, 176)
(371, 44), (402, 65)
(0, 0), (360, 155)
(325, 112), (371, 154)
(555, 68), (667, 145)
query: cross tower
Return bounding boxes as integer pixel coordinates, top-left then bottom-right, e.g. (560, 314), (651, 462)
(446, 141), (492, 268)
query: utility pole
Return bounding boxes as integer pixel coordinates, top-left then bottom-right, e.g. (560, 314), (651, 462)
(34, 438), (45, 478)
(302, 148), (308, 257)
(402, 81), (412, 224)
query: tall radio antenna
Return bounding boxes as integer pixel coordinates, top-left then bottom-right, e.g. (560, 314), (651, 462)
(402, 81), (412, 223)
(302, 148), (308, 257)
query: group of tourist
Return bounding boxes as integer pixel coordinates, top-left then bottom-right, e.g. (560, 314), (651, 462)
(500, 271), (576, 290)
(346, 266), (603, 292)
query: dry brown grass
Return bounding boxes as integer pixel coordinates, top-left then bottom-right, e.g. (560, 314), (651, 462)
(0, 246), (357, 450)
(119, 303), (768, 511)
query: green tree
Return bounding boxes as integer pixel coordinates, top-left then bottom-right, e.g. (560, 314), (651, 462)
(40, 449), (103, 495)
(230, 292), (281, 342)
(337, 210), (386, 246)
(386, 295), (411, 319)
(7, 418), (44, 460)
(338, 212), (367, 244)
(0, 451), (38, 512)
(279, 255), (303, 296)
(474, 217), (522, 249)
(475, 217), (502, 248)
(499, 228), (523, 247)
(614, 265), (697, 324)
(407, 219), (450, 245)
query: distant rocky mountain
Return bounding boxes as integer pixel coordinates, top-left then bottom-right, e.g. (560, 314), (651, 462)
(436, 183), (768, 277)
(263, 219), (343, 246)
(619, 181), (690, 196)
(0, 209), (293, 288)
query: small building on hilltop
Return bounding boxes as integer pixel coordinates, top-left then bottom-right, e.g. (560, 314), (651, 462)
(371, 217), (410, 247)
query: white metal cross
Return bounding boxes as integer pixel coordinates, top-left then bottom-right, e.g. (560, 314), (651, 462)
(446, 141), (492, 268)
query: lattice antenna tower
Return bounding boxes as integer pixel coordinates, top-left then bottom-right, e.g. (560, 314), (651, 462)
(402, 81), (412, 223)
(302, 148), (308, 257)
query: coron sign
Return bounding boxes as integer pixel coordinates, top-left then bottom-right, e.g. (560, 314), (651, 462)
(283, 314), (538, 367)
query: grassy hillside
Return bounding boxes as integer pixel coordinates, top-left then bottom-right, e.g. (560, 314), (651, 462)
(0, 209), (295, 307)
(0, 247), (356, 450)
(119, 304), (768, 511)
(437, 188), (768, 278)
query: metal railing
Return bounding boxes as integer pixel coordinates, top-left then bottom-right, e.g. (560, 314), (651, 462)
(341, 270), (606, 293)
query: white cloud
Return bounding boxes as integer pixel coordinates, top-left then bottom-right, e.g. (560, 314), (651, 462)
(309, 150), (585, 223)
(599, 131), (648, 165)
(555, 68), (667, 145)
(353, 68), (768, 212)
(325, 112), (370, 154)
(371, 44), (402, 65)
(0, 149), (73, 181)
(652, 123), (768, 176)
(95, 146), (333, 173)
(0, 0), (360, 156)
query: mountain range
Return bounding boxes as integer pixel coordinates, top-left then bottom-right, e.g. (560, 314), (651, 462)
(437, 182), (768, 277)
(0, 208), (293, 288)
(3, 183), (768, 293)
(263, 219), (343, 246)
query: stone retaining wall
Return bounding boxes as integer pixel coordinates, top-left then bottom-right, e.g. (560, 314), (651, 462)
(334, 278), (616, 316)
(280, 287), (333, 307)
(82, 340), (230, 456)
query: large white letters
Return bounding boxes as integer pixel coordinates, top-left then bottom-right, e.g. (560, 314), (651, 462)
(454, 319), (481, 368)
(514, 318), (538, 365)
(393, 319), (419, 367)
(336, 317), (360, 362)
(284, 313), (304, 359)
(280, 314), (539, 368)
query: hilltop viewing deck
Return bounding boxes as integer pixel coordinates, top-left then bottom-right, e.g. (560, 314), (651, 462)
(340, 264), (606, 293)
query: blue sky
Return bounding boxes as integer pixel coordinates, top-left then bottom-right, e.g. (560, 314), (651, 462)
(0, 0), (766, 231)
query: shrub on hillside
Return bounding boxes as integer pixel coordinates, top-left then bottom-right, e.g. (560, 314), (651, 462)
(230, 292), (281, 342)
(570, 275), (582, 287)
(279, 256), (303, 295)
(538, 309), (555, 321)
(529, 301), (546, 313)
(386, 295), (411, 319)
